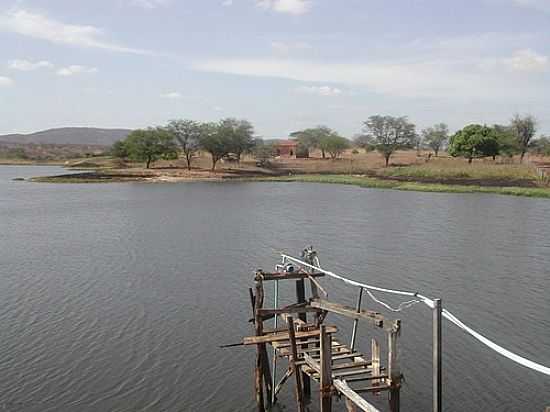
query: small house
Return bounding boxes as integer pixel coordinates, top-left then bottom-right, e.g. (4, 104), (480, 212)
(274, 139), (298, 158)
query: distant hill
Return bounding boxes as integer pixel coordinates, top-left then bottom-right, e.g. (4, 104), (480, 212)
(0, 127), (132, 146)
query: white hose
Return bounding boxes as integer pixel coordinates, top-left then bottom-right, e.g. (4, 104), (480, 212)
(281, 253), (550, 377)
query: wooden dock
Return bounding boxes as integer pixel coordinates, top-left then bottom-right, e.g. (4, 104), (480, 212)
(240, 267), (402, 412)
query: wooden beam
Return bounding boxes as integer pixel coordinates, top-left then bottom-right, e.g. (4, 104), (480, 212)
(243, 326), (338, 345)
(254, 278), (266, 412)
(259, 272), (325, 281)
(320, 325), (333, 412)
(287, 316), (306, 412)
(333, 379), (381, 412)
(310, 299), (384, 328)
(273, 368), (293, 397)
(371, 338), (380, 388)
(257, 304), (321, 317)
(388, 320), (401, 412)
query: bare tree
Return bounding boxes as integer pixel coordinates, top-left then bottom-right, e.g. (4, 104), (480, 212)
(167, 119), (201, 170)
(510, 114), (537, 163)
(363, 115), (416, 166)
(422, 123), (449, 157)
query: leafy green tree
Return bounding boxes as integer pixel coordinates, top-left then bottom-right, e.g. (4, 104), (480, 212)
(124, 127), (178, 168)
(217, 118), (255, 163)
(324, 135), (350, 159)
(362, 115), (416, 166)
(530, 136), (550, 156)
(111, 140), (129, 158)
(167, 119), (201, 170)
(199, 122), (230, 171)
(493, 124), (520, 159)
(510, 114), (537, 163)
(422, 123), (449, 157)
(448, 124), (500, 163)
(291, 126), (339, 159)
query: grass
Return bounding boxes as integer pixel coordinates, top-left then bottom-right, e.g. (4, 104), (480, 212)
(254, 174), (550, 199)
(378, 158), (537, 180)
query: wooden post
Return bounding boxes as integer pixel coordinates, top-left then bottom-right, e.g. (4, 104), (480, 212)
(433, 298), (442, 412)
(287, 316), (306, 412)
(254, 274), (272, 411)
(320, 324), (333, 412)
(388, 320), (401, 412)
(295, 278), (311, 397)
(371, 338), (380, 388)
(350, 287), (363, 351)
(254, 277), (265, 412)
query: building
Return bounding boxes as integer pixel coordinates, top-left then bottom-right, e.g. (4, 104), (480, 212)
(274, 139), (298, 158)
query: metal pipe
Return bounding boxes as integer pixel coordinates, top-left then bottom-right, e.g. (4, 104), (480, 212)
(433, 298), (442, 412)
(350, 287), (363, 351)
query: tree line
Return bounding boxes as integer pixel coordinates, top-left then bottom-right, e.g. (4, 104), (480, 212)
(112, 114), (546, 169)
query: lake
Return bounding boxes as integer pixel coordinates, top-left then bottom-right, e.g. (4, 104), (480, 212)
(0, 165), (549, 411)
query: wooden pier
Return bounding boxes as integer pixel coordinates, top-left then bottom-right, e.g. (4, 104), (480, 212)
(241, 266), (402, 412)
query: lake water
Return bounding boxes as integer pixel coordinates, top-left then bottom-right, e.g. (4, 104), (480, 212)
(0, 165), (549, 412)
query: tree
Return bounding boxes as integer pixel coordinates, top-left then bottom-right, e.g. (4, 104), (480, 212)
(199, 122), (230, 171)
(422, 123), (449, 157)
(324, 135), (350, 159)
(218, 118), (255, 163)
(111, 140), (128, 158)
(253, 141), (274, 167)
(362, 115), (416, 166)
(291, 126), (339, 159)
(448, 124), (499, 163)
(493, 124), (520, 159)
(353, 134), (374, 153)
(510, 114), (537, 163)
(124, 127), (178, 168)
(167, 119), (201, 170)
(530, 136), (550, 156)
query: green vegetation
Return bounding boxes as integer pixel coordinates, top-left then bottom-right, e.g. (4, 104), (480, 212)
(167, 120), (202, 170)
(255, 174), (550, 199)
(422, 123), (449, 157)
(362, 115), (416, 166)
(117, 127), (178, 168)
(291, 126), (347, 159)
(510, 114), (537, 162)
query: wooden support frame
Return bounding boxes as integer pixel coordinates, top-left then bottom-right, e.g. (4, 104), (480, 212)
(258, 271), (325, 281)
(287, 316), (306, 412)
(319, 325), (333, 412)
(253, 274), (272, 411)
(310, 299), (384, 328)
(388, 319), (401, 412)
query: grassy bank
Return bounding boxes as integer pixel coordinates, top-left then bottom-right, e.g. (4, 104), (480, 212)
(254, 174), (550, 199)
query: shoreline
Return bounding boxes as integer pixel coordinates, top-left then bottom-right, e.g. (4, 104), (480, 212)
(26, 169), (550, 198)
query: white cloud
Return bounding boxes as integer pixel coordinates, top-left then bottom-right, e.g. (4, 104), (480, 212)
(256, 0), (312, 15)
(505, 49), (548, 72)
(0, 8), (150, 54)
(222, 0), (233, 6)
(296, 85), (343, 96)
(0, 76), (14, 87)
(56, 65), (98, 76)
(8, 59), (54, 71)
(160, 91), (182, 99)
(271, 41), (311, 54)
(511, 0), (550, 13)
(131, 0), (171, 9)
(193, 56), (544, 100)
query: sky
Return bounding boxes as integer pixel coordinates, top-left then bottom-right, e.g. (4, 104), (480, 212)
(1, 0), (549, 138)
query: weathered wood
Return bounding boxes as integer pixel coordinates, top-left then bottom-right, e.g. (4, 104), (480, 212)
(287, 316), (306, 412)
(273, 368), (293, 397)
(260, 272), (325, 281)
(254, 278), (265, 412)
(342, 374), (388, 383)
(345, 397), (358, 412)
(257, 304), (321, 317)
(243, 326), (338, 345)
(353, 385), (393, 393)
(272, 337), (320, 349)
(295, 278), (311, 398)
(277, 344), (348, 358)
(388, 320), (401, 412)
(333, 379), (381, 412)
(320, 325), (333, 412)
(310, 299), (384, 328)
(350, 287), (364, 351)
(371, 338), (380, 388)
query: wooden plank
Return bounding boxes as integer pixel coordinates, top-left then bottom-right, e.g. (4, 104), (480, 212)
(388, 320), (401, 412)
(352, 385), (392, 393)
(295, 278), (311, 398)
(307, 352), (363, 361)
(333, 379), (381, 412)
(277, 344), (348, 358)
(310, 367), (373, 379)
(273, 368), (293, 397)
(371, 338), (380, 387)
(320, 325), (333, 412)
(287, 316), (306, 412)
(260, 272), (325, 281)
(344, 374), (388, 383)
(243, 326), (338, 345)
(254, 278), (266, 412)
(310, 299), (384, 328)
(272, 338), (320, 349)
(257, 305), (320, 317)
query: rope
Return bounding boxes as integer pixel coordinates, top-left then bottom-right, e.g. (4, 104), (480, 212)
(281, 253), (550, 377)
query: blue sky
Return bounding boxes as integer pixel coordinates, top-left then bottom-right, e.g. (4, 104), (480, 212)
(1, 0), (549, 138)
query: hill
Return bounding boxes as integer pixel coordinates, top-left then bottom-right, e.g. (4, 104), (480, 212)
(0, 127), (132, 146)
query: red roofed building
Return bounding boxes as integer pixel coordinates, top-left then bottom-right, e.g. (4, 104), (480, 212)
(274, 139), (298, 158)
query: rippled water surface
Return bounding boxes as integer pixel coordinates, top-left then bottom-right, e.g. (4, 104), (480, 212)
(1, 166), (549, 411)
